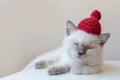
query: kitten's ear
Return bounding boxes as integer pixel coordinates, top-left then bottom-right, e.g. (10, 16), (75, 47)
(66, 20), (77, 36)
(98, 33), (111, 46)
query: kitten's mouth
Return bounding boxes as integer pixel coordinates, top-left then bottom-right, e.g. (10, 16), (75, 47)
(78, 55), (83, 58)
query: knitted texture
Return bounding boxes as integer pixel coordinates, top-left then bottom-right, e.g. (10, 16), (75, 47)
(78, 10), (101, 35)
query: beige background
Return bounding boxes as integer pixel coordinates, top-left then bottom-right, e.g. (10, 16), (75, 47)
(0, 0), (120, 77)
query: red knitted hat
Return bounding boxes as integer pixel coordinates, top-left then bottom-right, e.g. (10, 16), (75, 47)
(78, 10), (101, 35)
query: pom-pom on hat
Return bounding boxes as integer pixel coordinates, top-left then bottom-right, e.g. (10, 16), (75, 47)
(78, 10), (101, 35)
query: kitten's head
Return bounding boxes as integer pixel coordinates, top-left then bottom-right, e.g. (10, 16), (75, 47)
(63, 20), (110, 60)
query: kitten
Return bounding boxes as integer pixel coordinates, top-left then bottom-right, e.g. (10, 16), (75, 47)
(25, 20), (110, 75)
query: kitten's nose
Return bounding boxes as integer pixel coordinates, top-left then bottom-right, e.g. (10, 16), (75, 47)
(78, 52), (85, 56)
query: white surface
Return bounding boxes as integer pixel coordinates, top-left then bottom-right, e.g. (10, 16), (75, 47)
(1, 61), (120, 80)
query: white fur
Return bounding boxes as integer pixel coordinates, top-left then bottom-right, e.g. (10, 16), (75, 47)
(62, 30), (103, 74)
(25, 20), (110, 75)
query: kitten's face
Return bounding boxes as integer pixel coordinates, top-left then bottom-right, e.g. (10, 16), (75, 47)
(63, 20), (110, 60)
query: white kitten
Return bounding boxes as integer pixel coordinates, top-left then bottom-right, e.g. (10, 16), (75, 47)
(25, 20), (110, 75)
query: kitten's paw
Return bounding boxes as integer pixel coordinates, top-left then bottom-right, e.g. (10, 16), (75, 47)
(35, 60), (48, 69)
(71, 66), (83, 74)
(48, 65), (70, 75)
(48, 67), (64, 75)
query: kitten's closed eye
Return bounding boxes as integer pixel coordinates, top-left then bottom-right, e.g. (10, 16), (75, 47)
(85, 46), (92, 49)
(74, 43), (84, 48)
(74, 43), (93, 49)
(74, 43), (79, 47)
